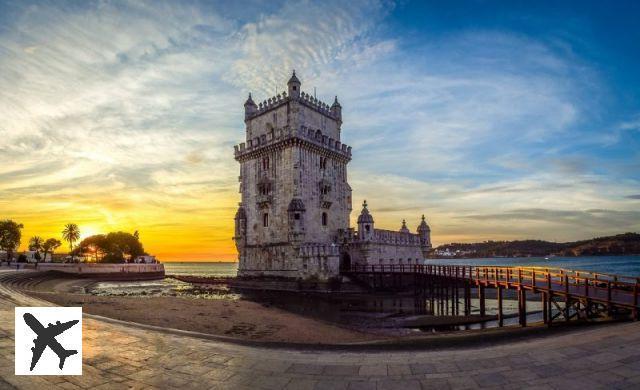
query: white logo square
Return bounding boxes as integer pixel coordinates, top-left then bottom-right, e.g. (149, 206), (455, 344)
(15, 307), (82, 375)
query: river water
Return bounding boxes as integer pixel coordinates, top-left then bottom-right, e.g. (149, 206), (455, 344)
(162, 256), (640, 278)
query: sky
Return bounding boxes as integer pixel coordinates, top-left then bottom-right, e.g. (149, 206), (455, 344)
(1, 0), (639, 261)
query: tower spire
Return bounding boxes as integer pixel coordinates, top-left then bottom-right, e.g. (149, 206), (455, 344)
(287, 70), (301, 98)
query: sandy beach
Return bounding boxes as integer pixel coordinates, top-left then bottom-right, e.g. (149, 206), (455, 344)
(1, 270), (510, 344)
(30, 291), (384, 344)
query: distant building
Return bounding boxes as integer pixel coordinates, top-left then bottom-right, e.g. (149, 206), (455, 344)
(134, 255), (158, 264)
(22, 251), (52, 263)
(233, 72), (431, 280)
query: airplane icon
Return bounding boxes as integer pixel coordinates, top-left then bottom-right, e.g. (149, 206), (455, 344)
(23, 313), (79, 371)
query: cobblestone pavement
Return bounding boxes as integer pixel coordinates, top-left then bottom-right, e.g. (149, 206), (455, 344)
(1, 275), (640, 389)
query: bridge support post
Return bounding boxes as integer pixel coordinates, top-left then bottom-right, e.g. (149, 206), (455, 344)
(464, 283), (471, 316)
(478, 284), (486, 317)
(454, 283), (459, 316)
(633, 283), (638, 321)
(547, 293), (554, 327)
(497, 285), (503, 327)
(519, 288), (527, 327)
(542, 292), (548, 324)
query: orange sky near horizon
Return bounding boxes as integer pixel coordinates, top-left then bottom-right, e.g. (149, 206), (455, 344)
(7, 204), (450, 262)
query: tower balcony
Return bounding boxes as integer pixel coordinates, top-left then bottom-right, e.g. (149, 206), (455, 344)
(234, 125), (352, 162)
(256, 194), (273, 208)
(319, 193), (332, 209)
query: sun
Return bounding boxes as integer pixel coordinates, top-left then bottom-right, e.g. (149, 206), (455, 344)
(79, 225), (101, 240)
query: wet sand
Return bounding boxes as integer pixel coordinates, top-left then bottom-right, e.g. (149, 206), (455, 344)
(30, 291), (384, 344)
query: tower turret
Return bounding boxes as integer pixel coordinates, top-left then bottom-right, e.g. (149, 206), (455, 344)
(330, 96), (342, 124)
(287, 70), (301, 99)
(417, 214), (432, 257)
(357, 200), (375, 241)
(244, 93), (257, 120)
(233, 204), (247, 269)
(399, 219), (410, 234)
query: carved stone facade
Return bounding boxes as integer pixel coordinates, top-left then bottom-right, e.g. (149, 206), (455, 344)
(234, 72), (431, 280)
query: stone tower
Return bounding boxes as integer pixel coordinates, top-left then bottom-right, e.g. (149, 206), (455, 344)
(233, 71), (352, 280)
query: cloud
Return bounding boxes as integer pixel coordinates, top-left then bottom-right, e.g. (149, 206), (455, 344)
(0, 1), (637, 257)
(619, 117), (640, 132)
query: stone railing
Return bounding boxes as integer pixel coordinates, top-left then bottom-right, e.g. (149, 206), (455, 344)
(372, 229), (422, 245)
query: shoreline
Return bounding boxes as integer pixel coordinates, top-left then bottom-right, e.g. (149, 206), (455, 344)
(0, 268), (582, 347)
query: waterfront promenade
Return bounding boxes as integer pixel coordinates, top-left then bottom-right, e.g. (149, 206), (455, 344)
(2, 272), (640, 389)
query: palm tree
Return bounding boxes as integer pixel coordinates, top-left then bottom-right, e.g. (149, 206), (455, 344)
(42, 238), (62, 262)
(62, 224), (80, 254)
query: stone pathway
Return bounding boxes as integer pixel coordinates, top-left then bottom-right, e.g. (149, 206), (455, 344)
(1, 273), (640, 389)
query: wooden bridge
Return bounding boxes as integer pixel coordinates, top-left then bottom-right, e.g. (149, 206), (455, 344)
(344, 264), (640, 327)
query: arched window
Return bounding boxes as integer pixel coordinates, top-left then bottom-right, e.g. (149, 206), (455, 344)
(263, 213), (269, 227)
(262, 156), (269, 170)
(322, 212), (328, 226)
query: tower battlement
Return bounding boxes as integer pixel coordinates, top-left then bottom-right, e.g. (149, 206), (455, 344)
(245, 90), (341, 122)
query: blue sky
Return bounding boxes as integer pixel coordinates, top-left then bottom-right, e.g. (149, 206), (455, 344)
(0, 0), (639, 255)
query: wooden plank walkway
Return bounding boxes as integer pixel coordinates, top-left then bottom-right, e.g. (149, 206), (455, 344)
(345, 264), (640, 326)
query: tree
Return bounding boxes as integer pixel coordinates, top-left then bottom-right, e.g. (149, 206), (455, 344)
(0, 220), (24, 261)
(28, 236), (44, 260)
(73, 234), (107, 262)
(103, 231), (146, 263)
(62, 224), (80, 254)
(42, 238), (62, 262)
(73, 232), (146, 263)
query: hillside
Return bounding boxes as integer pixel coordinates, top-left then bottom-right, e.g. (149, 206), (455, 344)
(433, 233), (640, 258)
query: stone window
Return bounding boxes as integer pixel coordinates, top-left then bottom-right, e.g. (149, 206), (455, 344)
(262, 156), (269, 170)
(320, 157), (327, 169)
(258, 182), (272, 195)
(365, 225), (370, 232)
(322, 212), (328, 226)
(263, 213), (269, 227)
(294, 213), (300, 220)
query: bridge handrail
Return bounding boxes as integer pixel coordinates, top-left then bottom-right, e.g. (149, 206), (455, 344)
(347, 264), (639, 290)
(347, 264), (639, 309)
